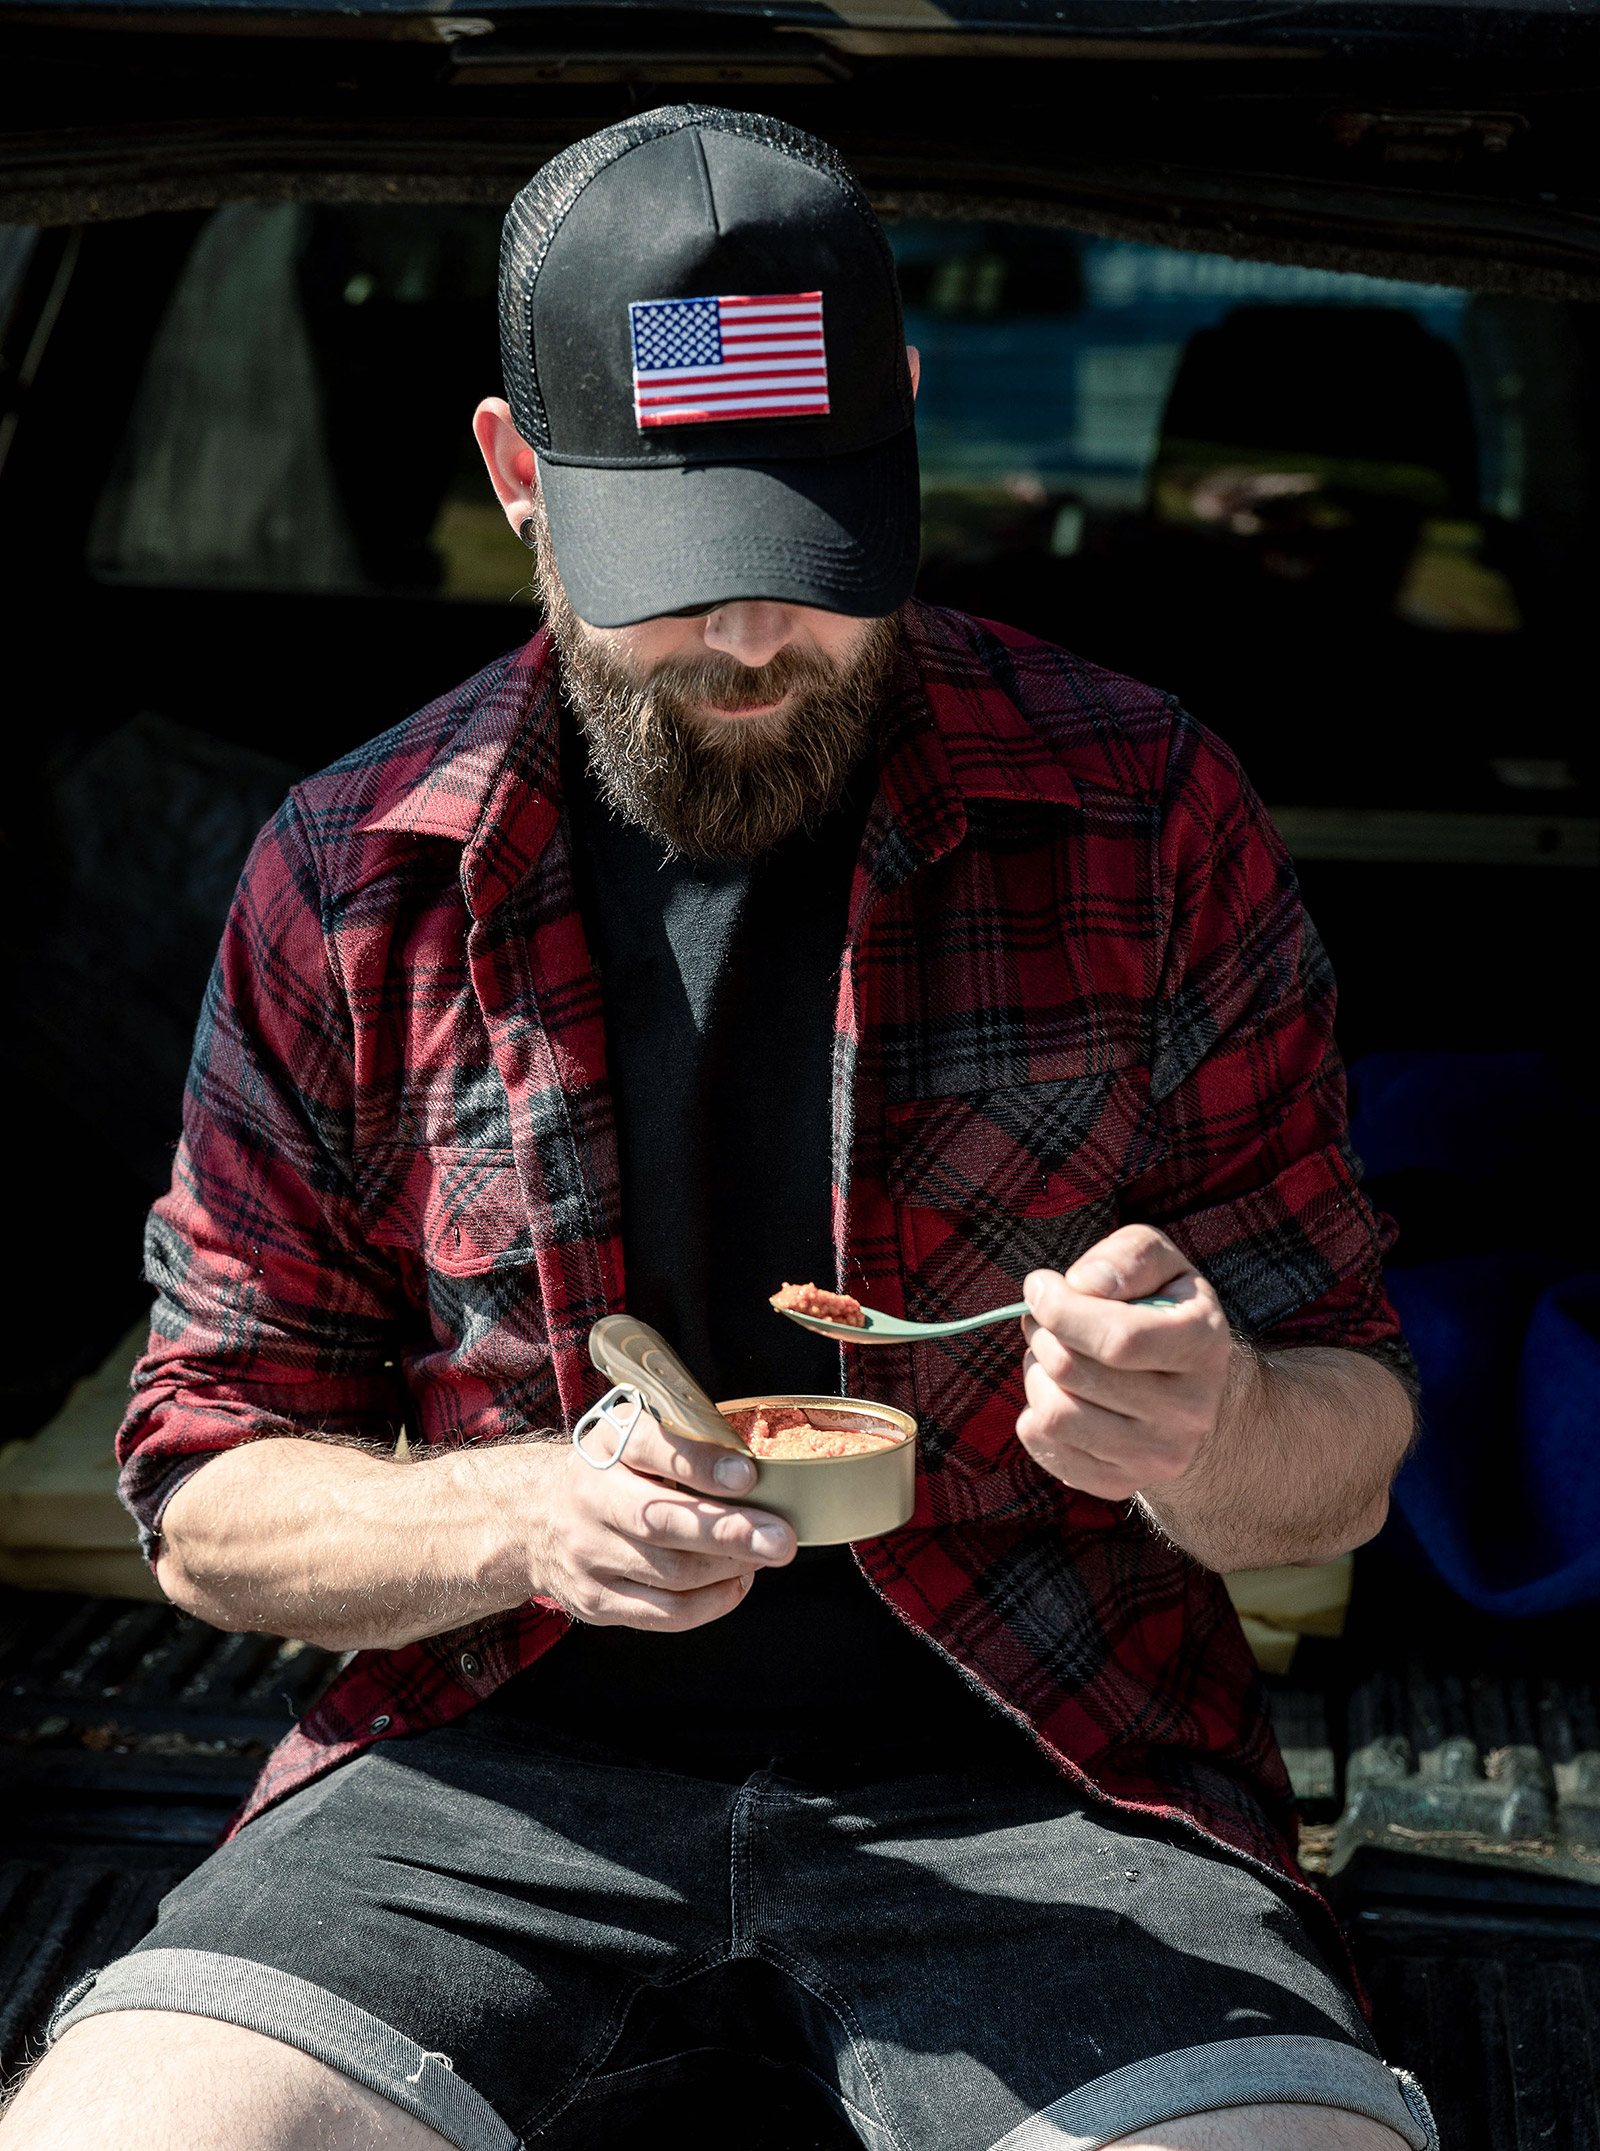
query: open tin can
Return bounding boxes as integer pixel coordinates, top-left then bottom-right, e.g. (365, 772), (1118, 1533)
(583, 1315), (917, 1548)
(715, 1394), (918, 1546)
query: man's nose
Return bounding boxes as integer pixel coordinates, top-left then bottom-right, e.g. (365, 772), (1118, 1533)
(699, 602), (798, 669)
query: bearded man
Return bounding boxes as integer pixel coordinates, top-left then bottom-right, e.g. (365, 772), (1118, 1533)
(6, 106), (1435, 2151)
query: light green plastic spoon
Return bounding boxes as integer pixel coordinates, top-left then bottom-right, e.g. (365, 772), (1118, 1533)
(775, 1293), (1181, 1344)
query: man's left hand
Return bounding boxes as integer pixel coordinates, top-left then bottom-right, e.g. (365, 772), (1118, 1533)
(1017, 1225), (1234, 1502)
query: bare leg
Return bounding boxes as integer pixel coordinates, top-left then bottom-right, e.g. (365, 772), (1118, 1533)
(0, 2011), (459, 2151)
(4, 2027), (1421, 2151)
(1109, 2106), (1414, 2150)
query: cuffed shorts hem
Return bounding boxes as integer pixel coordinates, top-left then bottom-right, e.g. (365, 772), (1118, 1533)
(987, 2034), (1438, 2151)
(50, 1947), (519, 2151)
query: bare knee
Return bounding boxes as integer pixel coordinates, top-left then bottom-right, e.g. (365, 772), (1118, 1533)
(1108, 2105), (1415, 2150)
(0, 2009), (456, 2150)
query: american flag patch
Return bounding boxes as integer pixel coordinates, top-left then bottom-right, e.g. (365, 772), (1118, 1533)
(629, 291), (829, 430)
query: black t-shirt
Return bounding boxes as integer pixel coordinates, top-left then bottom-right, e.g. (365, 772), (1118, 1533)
(486, 725), (1036, 1776)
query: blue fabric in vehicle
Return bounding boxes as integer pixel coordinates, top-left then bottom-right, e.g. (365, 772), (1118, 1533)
(1348, 1051), (1600, 1616)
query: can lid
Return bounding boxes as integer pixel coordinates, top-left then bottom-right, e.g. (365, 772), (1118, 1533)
(588, 1314), (749, 1452)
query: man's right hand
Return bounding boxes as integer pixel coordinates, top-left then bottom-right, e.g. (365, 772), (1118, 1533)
(529, 1410), (794, 1629)
(155, 1416), (795, 1652)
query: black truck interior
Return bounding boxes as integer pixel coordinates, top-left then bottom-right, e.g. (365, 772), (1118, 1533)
(2, 8), (1598, 2136)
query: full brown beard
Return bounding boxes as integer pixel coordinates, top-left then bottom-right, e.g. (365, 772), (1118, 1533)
(528, 495), (899, 861)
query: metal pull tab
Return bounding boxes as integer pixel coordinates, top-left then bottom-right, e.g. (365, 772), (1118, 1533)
(587, 1314), (750, 1452)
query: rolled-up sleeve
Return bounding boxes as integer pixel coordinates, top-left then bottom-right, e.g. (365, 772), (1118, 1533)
(118, 794), (408, 1549)
(1121, 715), (1406, 1365)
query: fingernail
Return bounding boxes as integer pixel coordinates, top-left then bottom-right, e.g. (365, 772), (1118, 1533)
(1022, 1274), (1044, 1312)
(751, 1524), (788, 1559)
(1068, 1259), (1120, 1297)
(715, 1454), (755, 1491)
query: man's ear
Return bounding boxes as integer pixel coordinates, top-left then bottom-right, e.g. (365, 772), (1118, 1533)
(907, 345), (920, 401)
(473, 397), (539, 535)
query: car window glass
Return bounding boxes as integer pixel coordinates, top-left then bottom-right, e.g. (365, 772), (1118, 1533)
(0, 224), (38, 335)
(89, 206), (362, 592)
(87, 202), (1582, 670)
(88, 202), (530, 604)
(893, 222), (1554, 639)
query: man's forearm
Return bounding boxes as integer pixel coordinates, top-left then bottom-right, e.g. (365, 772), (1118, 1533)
(155, 1437), (556, 1650)
(1138, 1344), (1414, 1573)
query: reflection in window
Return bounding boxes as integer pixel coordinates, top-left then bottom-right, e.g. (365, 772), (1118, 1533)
(1146, 303), (1519, 635)
(893, 223), (1556, 639)
(0, 224), (39, 335)
(85, 203), (1581, 649)
(1073, 344), (1184, 469)
(1, 224), (45, 479)
(90, 207), (364, 591)
(89, 203), (533, 604)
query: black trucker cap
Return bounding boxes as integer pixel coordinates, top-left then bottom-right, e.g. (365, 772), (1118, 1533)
(499, 105), (919, 628)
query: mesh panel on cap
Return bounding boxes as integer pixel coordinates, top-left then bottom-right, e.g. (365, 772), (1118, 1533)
(498, 104), (897, 453)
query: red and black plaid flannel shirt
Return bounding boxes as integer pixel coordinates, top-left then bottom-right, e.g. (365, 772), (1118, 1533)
(120, 598), (1403, 1939)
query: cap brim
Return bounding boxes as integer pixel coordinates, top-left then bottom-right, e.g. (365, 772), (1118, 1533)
(536, 428), (920, 630)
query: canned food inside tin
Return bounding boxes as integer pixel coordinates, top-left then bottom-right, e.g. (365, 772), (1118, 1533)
(715, 1396), (916, 1543)
(722, 1402), (910, 1460)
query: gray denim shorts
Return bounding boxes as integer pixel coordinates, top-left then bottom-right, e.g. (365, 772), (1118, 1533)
(52, 1713), (1437, 2151)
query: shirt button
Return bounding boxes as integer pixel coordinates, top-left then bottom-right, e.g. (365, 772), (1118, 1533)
(459, 1652), (481, 1679)
(370, 1714), (392, 1733)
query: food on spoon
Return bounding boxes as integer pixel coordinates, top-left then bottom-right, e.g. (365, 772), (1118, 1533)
(770, 1281), (866, 1327)
(724, 1404), (902, 1460)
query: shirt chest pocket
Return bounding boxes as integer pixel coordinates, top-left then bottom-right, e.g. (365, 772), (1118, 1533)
(360, 1146), (536, 1277)
(883, 1070), (1165, 1310)
(885, 1070), (1162, 1220)
(881, 1074), (1164, 1490)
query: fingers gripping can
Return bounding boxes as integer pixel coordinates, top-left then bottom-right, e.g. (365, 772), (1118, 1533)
(585, 1316), (916, 1546)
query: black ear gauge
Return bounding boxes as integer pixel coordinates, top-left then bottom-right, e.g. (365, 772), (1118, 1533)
(518, 516), (537, 549)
